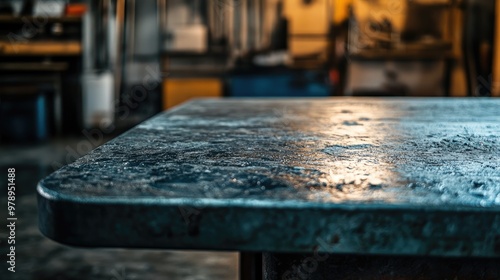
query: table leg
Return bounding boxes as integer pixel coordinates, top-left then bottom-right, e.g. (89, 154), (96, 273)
(240, 252), (262, 280)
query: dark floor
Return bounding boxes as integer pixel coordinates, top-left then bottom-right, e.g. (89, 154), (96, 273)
(0, 138), (238, 280)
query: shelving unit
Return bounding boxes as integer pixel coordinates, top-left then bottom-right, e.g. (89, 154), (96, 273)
(345, 0), (459, 96)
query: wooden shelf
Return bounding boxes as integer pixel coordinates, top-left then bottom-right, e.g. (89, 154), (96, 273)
(0, 40), (81, 56)
(348, 49), (454, 61)
(0, 15), (82, 23)
(0, 62), (68, 71)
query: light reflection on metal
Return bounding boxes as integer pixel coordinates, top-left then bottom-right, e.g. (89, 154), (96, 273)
(281, 101), (402, 203)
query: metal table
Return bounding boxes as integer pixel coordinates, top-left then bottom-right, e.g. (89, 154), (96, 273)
(38, 98), (500, 279)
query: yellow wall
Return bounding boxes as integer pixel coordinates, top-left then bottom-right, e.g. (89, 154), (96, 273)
(494, 0), (500, 97)
(284, 0), (351, 58)
(284, 0), (330, 35)
(162, 79), (222, 110)
(333, 0), (352, 24)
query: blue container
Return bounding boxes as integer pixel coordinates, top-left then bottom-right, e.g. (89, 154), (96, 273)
(228, 70), (331, 97)
(0, 93), (48, 143)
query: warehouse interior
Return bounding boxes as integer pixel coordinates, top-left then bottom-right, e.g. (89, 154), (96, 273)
(0, 0), (499, 279)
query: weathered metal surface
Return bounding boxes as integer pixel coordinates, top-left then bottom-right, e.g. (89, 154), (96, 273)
(38, 98), (500, 256)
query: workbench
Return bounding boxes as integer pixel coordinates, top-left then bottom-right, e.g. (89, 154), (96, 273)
(38, 98), (500, 279)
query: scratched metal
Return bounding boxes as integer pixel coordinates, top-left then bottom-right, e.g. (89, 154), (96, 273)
(38, 98), (500, 257)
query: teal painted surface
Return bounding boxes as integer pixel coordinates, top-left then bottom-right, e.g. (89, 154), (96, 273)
(38, 98), (500, 256)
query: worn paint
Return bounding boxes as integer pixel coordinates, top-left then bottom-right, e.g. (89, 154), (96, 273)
(38, 98), (500, 256)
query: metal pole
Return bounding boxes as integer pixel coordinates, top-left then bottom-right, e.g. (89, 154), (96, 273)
(240, 252), (263, 280)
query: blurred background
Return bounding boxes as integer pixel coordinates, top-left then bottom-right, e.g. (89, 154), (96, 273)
(1, 0), (499, 141)
(0, 0), (499, 279)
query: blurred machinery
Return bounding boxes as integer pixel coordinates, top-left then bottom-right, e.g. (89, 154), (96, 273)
(160, 0), (499, 103)
(1, 0), (499, 142)
(51, 0), (500, 132)
(344, 0), (498, 97)
(344, 0), (457, 96)
(83, 0), (161, 129)
(161, 0), (333, 109)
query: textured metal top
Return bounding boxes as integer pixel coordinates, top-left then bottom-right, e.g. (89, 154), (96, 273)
(38, 98), (500, 257)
